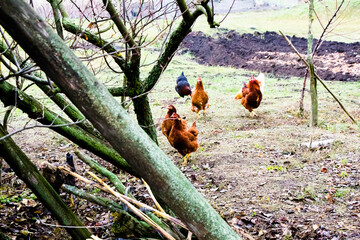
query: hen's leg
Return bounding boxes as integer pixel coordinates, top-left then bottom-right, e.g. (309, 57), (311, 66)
(182, 154), (190, 165)
(69, 194), (74, 207)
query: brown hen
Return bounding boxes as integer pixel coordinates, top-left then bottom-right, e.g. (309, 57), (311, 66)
(191, 77), (209, 117)
(235, 74), (264, 117)
(168, 113), (199, 165)
(161, 105), (177, 138)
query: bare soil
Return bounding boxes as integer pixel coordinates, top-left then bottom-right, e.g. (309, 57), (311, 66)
(181, 30), (360, 82)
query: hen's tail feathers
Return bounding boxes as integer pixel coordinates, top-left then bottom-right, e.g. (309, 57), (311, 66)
(234, 91), (243, 100)
(257, 73), (265, 93)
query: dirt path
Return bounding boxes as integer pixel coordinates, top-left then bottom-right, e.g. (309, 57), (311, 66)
(181, 30), (360, 82)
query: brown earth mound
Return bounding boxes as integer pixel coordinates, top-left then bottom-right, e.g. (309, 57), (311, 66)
(181, 30), (360, 81)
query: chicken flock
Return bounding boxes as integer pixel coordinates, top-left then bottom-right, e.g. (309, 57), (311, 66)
(161, 72), (265, 165)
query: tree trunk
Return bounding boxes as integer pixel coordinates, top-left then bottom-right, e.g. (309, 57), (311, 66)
(308, 0), (318, 126)
(0, 1), (240, 239)
(132, 95), (158, 145)
(0, 124), (91, 240)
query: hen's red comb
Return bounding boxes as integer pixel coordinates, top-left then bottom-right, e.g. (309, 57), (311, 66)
(250, 75), (256, 81)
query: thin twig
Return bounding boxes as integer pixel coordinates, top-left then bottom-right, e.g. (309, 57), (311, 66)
(218, 0), (235, 24)
(37, 215), (111, 229)
(314, 73), (357, 124)
(142, 178), (165, 213)
(299, 0), (346, 116)
(279, 31), (309, 68)
(312, 0), (345, 56)
(58, 167), (109, 192)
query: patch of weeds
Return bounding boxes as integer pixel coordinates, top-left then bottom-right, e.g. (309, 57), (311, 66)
(335, 188), (350, 198)
(0, 194), (22, 203)
(260, 196), (271, 203)
(266, 165), (286, 171)
(191, 165), (200, 171)
(21, 192), (37, 200)
(326, 123), (350, 133)
(231, 135), (244, 139)
(0, 195), (10, 204)
(254, 143), (265, 150)
(303, 186), (317, 200)
(0, 189), (37, 204)
(340, 171), (348, 178)
(340, 158), (348, 166)
(151, 99), (161, 106)
(283, 235), (292, 240)
(91, 188), (101, 194)
(250, 211), (257, 217)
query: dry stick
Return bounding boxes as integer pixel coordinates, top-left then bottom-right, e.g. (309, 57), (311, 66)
(187, 232), (193, 240)
(58, 166), (109, 192)
(142, 178), (166, 213)
(59, 166), (188, 230)
(279, 31), (357, 124)
(87, 172), (176, 240)
(120, 194), (188, 230)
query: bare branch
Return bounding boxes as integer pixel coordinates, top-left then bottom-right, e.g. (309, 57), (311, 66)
(313, 0), (345, 56)
(62, 18), (128, 74)
(103, 0), (139, 53)
(176, 0), (193, 23)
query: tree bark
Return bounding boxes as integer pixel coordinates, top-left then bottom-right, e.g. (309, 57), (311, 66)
(0, 124), (91, 240)
(132, 95), (158, 145)
(0, 1), (240, 239)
